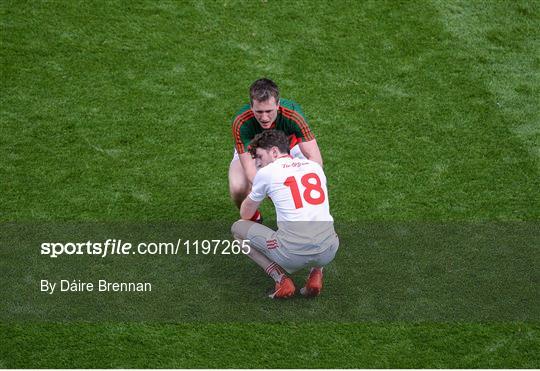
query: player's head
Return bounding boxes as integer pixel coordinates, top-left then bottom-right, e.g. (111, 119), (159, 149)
(250, 78), (280, 129)
(248, 130), (290, 168)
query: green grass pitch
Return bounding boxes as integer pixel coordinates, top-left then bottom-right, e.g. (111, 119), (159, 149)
(1, 0), (539, 368)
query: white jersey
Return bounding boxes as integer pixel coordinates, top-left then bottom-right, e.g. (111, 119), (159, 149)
(248, 156), (336, 254)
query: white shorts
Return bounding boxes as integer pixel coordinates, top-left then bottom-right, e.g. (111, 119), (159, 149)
(246, 222), (339, 274)
(231, 144), (306, 163)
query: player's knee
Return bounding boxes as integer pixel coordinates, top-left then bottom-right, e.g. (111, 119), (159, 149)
(229, 185), (249, 208)
(228, 162), (249, 205)
(231, 220), (250, 240)
(231, 220), (242, 239)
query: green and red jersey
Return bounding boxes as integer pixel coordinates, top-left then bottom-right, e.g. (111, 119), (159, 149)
(232, 98), (315, 154)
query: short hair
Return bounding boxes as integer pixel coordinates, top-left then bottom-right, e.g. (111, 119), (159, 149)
(248, 130), (290, 157)
(249, 78), (280, 105)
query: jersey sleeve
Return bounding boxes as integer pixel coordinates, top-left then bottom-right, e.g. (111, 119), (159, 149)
(248, 168), (269, 202)
(239, 126), (254, 154)
(281, 101), (315, 142)
(232, 105), (254, 154)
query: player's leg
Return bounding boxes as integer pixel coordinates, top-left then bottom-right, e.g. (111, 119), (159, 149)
(231, 220), (274, 270)
(231, 220), (295, 298)
(228, 158), (250, 208)
(228, 157), (262, 222)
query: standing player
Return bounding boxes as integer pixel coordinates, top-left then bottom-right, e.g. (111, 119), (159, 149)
(231, 130), (338, 298)
(229, 78), (323, 222)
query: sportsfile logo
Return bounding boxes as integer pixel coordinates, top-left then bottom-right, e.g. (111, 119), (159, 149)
(41, 239), (171, 258)
(40, 239), (250, 258)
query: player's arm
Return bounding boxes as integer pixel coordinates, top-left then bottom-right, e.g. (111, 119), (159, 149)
(239, 152), (258, 184)
(240, 168), (267, 219)
(240, 196), (261, 220)
(285, 102), (323, 167)
(299, 139), (323, 167)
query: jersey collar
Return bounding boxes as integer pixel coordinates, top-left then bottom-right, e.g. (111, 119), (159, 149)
(276, 154), (293, 161)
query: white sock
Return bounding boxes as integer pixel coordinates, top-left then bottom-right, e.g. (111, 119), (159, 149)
(265, 262), (285, 282)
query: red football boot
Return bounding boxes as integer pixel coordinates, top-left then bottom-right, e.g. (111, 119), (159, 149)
(268, 276), (295, 299)
(300, 268), (323, 297)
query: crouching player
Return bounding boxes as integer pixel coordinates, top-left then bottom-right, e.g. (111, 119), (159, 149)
(231, 130), (339, 298)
